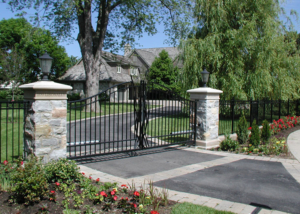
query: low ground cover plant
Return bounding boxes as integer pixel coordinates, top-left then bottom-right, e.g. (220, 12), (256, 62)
(218, 115), (297, 157)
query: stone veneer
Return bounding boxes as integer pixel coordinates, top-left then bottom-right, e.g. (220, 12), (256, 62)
(187, 87), (223, 149)
(19, 81), (72, 163)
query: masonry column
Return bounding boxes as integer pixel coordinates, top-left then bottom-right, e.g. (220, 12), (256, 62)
(19, 81), (72, 163)
(187, 87), (223, 149)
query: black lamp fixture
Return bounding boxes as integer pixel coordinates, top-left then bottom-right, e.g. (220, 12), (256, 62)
(39, 52), (53, 81)
(201, 67), (210, 87)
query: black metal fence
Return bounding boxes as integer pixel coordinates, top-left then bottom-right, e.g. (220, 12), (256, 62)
(219, 99), (300, 135)
(67, 81), (196, 159)
(0, 101), (29, 162)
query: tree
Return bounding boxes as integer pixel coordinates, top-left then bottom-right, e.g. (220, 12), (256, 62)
(179, 0), (300, 100)
(0, 47), (24, 101)
(4, 0), (193, 112)
(0, 18), (71, 82)
(148, 50), (179, 93)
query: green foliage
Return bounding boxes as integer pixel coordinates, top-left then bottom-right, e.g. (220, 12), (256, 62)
(261, 137), (287, 155)
(249, 120), (260, 147)
(171, 202), (235, 214)
(180, 0), (300, 100)
(0, 18), (70, 82)
(44, 158), (80, 183)
(236, 115), (249, 144)
(67, 93), (81, 101)
(220, 134), (239, 151)
(11, 155), (48, 205)
(148, 50), (180, 93)
(261, 120), (271, 142)
(0, 90), (8, 100)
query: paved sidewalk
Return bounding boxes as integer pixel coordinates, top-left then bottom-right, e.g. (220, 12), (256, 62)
(78, 133), (300, 214)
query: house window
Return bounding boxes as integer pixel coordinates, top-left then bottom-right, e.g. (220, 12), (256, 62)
(117, 66), (121, 73)
(130, 68), (138, 76)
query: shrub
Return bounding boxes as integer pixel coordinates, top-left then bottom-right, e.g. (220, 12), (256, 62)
(11, 155), (48, 205)
(220, 134), (239, 151)
(261, 120), (271, 142)
(67, 93), (81, 101)
(249, 119), (260, 147)
(236, 114), (249, 144)
(44, 158), (81, 183)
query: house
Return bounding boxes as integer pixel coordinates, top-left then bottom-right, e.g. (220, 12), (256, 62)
(59, 46), (181, 100)
(59, 51), (140, 101)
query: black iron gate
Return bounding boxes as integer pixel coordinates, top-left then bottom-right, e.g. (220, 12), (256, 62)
(67, 80), (197, 159)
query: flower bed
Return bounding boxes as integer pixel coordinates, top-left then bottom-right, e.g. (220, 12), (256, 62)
(0, 156), (175, 214)
(218, 116), (300, 158)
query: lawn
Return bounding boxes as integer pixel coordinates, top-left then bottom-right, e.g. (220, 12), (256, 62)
(0, 108), (24, 162)
(68, 102), (160, 121)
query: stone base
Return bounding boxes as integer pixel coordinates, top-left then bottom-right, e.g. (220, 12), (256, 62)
(195, 138), (221, 149)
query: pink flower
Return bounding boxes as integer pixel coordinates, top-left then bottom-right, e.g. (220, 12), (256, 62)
(113, 196), (118, 201)
(50, 190), (55, 194)
(3, 160), (8, 165)
(111, 190), (116, 195)
(248, 127), (252, 130)
(100, 191), (107, 197)
(20, 161), (24, 165)
(89, 176), (92, 179)
(55, 182), (60, 186)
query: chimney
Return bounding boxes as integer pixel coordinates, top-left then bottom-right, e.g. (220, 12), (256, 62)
(124, 44), (131, 56)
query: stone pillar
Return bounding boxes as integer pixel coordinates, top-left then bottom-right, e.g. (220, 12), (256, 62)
(187, 87), (223, 149)
(19, 81), (72, 163)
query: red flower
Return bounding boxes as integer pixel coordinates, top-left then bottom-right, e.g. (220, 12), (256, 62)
(55, 182), (60, 186)
(82, 172), (85, 175)
(100, 191), (107, 197)
(3, 160), (8, 165)
(111, 190), (116, 195)
(121, 184), (128, 188)
(126, 197), (128, 201)
(96, 178), (100, 182)
(133, 203), (137, 208)
(113, 196), (118, 201)
(89, 176), (92, 179)
(20, 161), (24, 165)
(133, 191), (140, 197)
(151, 211), (159, 214)
(50, 190), (55, 194)
(248, 127), (252, 130)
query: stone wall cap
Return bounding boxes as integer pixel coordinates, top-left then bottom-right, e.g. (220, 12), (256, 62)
(19, 81), (72, 91)
(187, 87), (223, 94)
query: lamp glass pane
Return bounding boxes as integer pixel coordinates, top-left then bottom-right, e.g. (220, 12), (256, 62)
(202, 73), (209, 83)
(40, 59), (52, 74)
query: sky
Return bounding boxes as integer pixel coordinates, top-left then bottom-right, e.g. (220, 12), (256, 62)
(0, 0), (299, 58)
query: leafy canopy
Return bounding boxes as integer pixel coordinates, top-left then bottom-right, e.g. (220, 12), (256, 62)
(0, 18), (71, 82)
(179, 0), (300, 100)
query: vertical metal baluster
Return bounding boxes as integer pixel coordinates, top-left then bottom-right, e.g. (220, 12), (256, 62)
(6, 102), (8, 161)
(288, 99), (290, 116)
(250, 99), (253, 127)
(279, 99), (281, 120)
(263, 99), (266, 121)
(0, 102), (2, 161)
(99, 96), (102, 154)
(18, 102), (20, 158)
(257, 99), (259, 125)
(271, 98), (273, 122)
(69, 102), (72, 157)
(93, 96), (96, 155)
(231, 98), (234, 134)
(12, 102), (14, 160)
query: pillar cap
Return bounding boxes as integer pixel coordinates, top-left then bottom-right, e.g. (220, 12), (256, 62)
(187, 87), (223, 95)
(19, 81), (72, 100)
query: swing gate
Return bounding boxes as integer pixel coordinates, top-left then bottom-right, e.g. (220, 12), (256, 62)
(67, 81), (197, 159)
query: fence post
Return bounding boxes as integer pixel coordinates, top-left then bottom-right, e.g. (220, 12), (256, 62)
(19, 81), (72, 163)
(231, 97), (235, 134)
(288, 99), (290, 116)
(250, 99), (253, 127)
(187, 87), (223, 149)
(263, 98), (266, 121)
(271, 98), (273, 122)
(279, 99), (281, 120)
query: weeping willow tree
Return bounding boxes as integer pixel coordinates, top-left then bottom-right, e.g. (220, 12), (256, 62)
(180, 0), (300, 100)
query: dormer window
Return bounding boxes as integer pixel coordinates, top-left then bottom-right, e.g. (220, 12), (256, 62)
(117, 65), (122, 73)
(130, 68), (138, 76)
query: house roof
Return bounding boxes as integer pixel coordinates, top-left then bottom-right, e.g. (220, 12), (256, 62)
(131, 47), (180, 67)
(59, 51), (139, 82)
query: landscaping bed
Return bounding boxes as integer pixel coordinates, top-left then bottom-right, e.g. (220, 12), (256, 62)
(216, 116), (300, 159)
(0, 156), (233, 214)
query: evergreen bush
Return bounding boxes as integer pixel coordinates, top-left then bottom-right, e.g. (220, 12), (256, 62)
(237, 114), (249, 144)
(220, 134), (239, 151)
(249, 119), (260, 147)
(261, 119), (271, 142)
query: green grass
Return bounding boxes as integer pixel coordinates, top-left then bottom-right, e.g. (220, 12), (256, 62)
(68, 102), (159, 121)
(147, 113), (191, 143)
(1, 109), (24, 162)
(171, 202), (235, 214)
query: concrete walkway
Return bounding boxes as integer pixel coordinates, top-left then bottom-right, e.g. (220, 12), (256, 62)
(78, 132), (300, 214)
